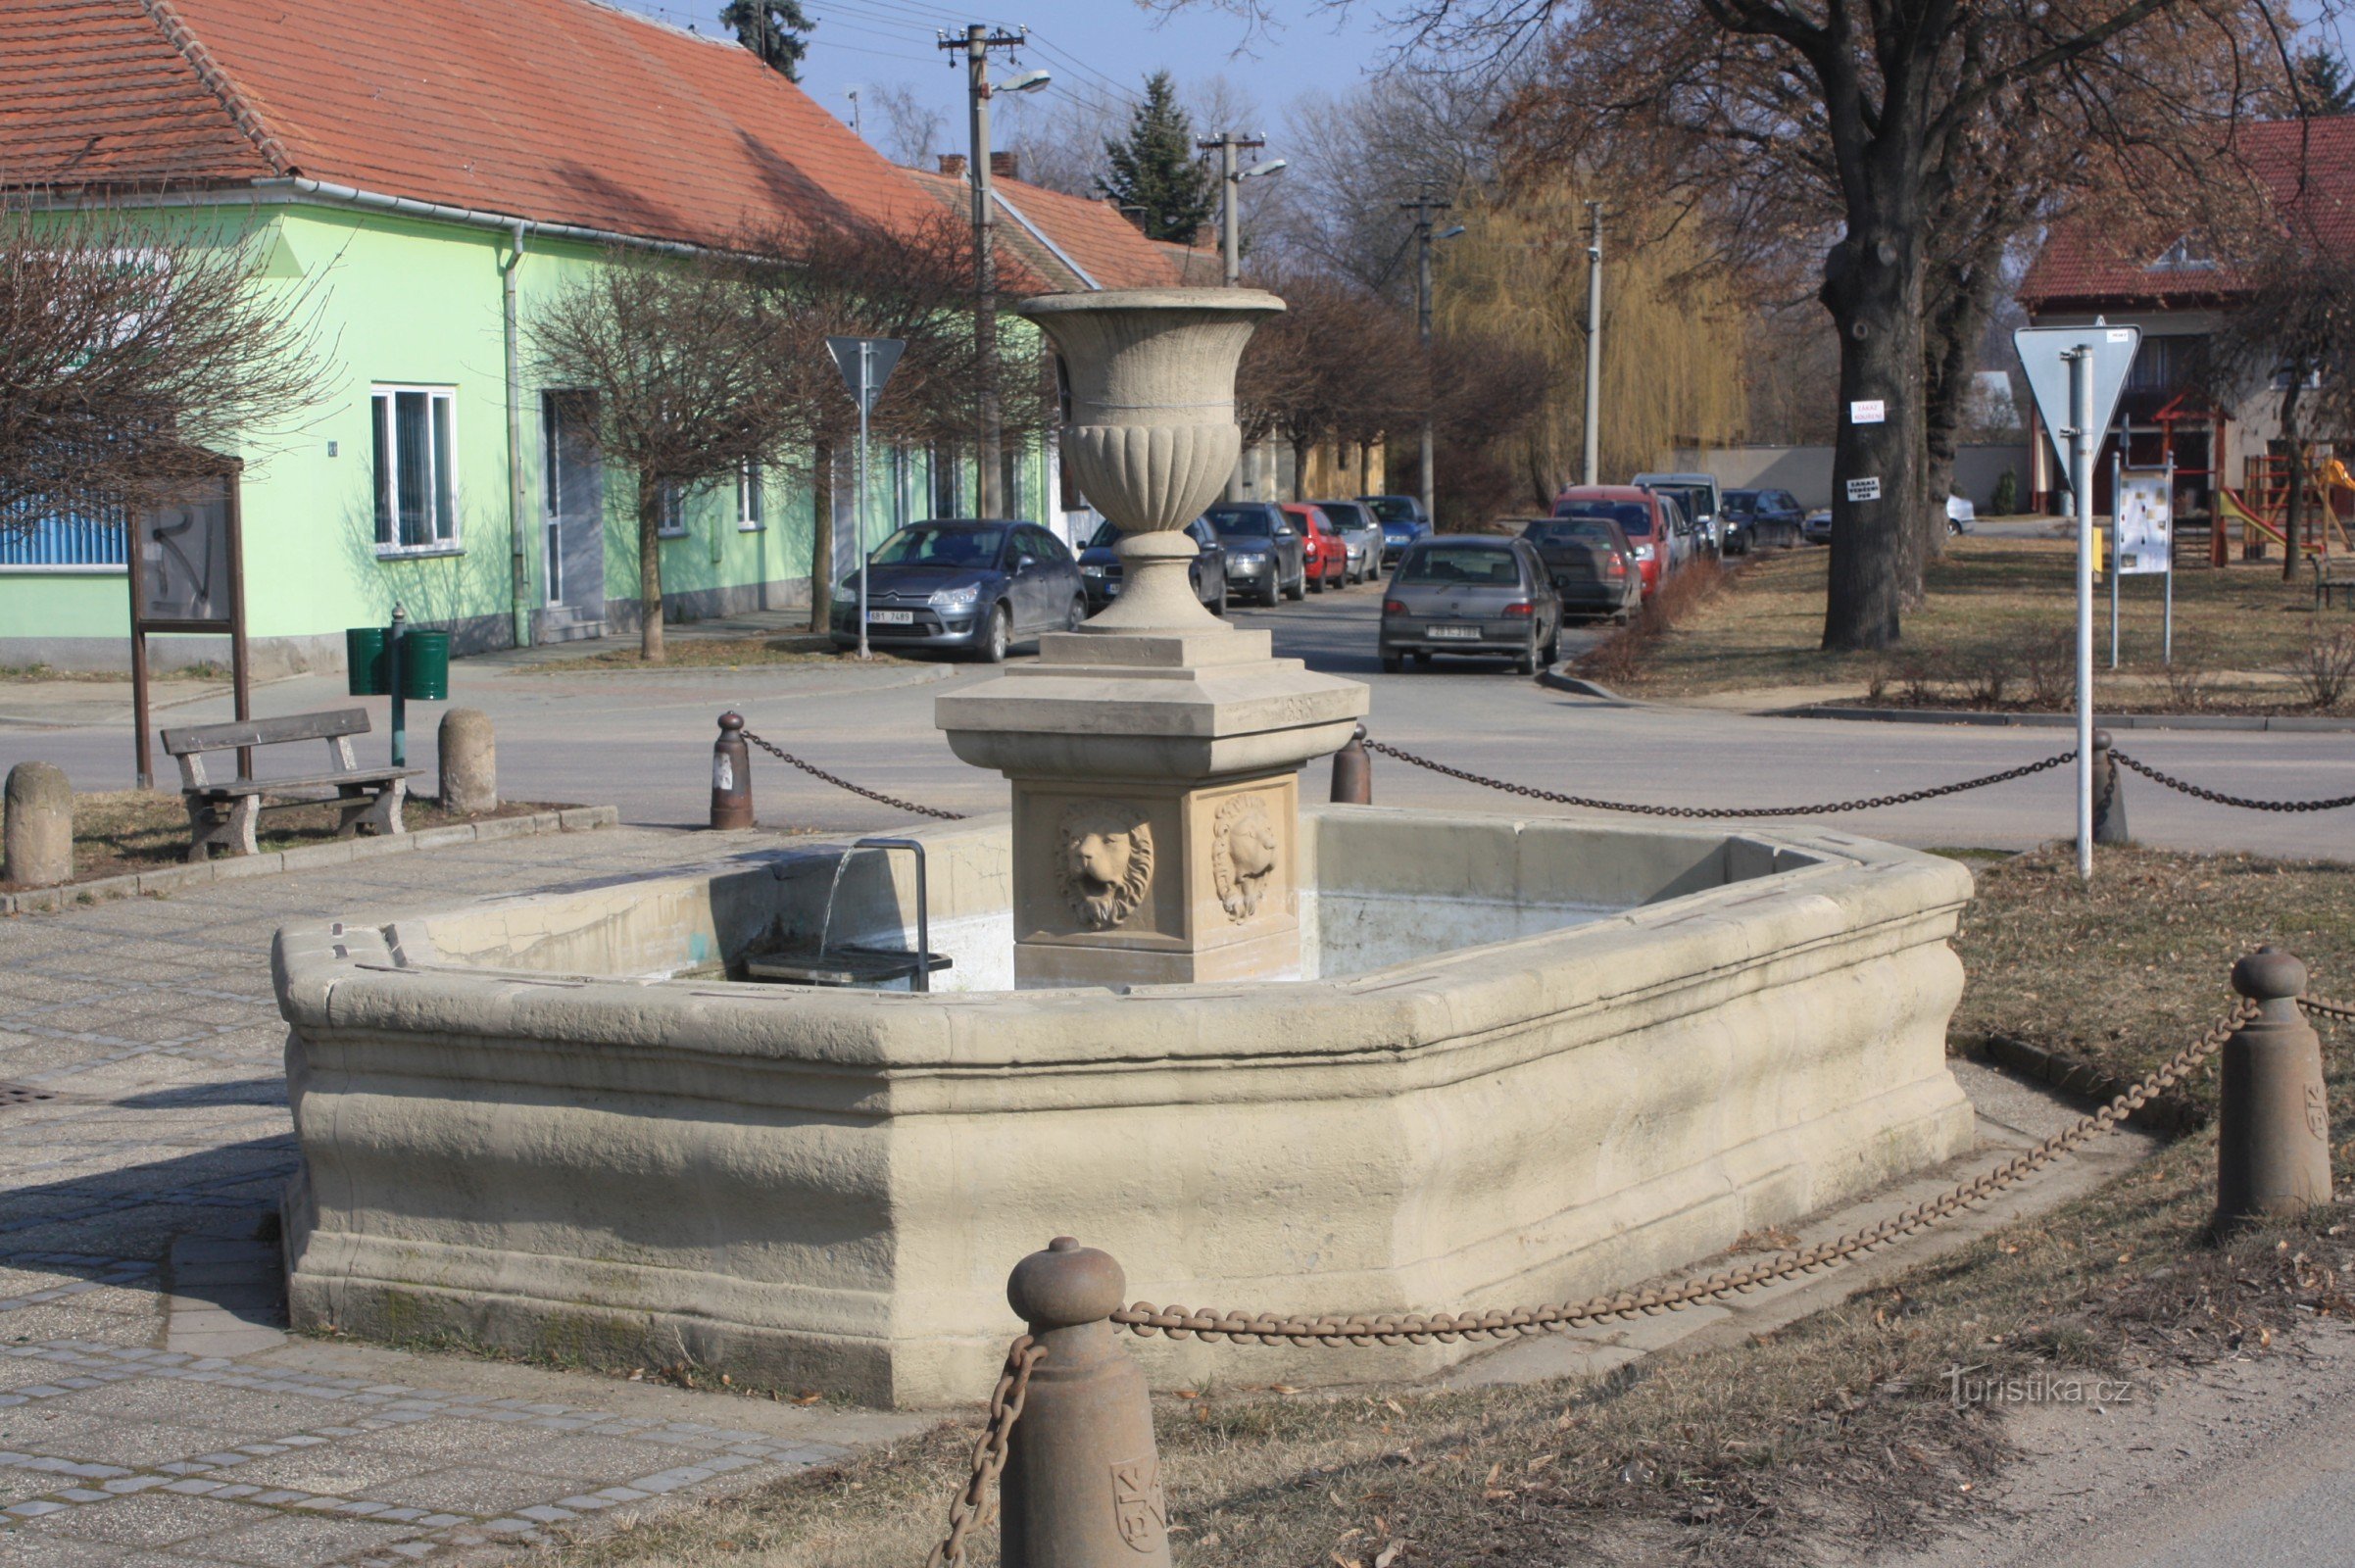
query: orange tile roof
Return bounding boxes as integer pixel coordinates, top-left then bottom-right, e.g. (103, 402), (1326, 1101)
(2021, 116), (2355, 311)
(1, 0), (941, 246)
(903, 165), (1183, 294)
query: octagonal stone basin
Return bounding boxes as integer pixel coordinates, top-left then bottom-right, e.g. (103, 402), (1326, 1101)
(272, 807), (1975, 1408)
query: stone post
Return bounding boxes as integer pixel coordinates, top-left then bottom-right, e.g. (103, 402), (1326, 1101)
(438, 709), (498, 815)
(711, 712), (754, 830)
(2214, 946), (2334, 1233)
(1001, 1238), (1169, 1568)
(4, 761), (73, 889)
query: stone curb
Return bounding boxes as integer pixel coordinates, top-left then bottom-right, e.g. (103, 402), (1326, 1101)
(1536, 668), (1639, 705)
(1774, 704), (2355, 733)
(0, 807), (618, 916)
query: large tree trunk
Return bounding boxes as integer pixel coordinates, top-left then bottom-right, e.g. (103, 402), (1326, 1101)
(1819, 210), (1927, 651)
(1291, 435), (1311, 502)
(808, 441), (834, 635)
(1917, 250), (2006, 598)
(2281, 377), (2306, 582)
(636, 472), (666, 663)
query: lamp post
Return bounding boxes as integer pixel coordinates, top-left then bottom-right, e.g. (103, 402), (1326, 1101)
(1583, 201), (1602, 488)
(941, 24), (1049, 517)
(1196, 132), (1284, 287)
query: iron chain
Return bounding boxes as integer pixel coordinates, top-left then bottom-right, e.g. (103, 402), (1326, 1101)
(1108, 1000), (2256, 1348)
(925, 1334), (1044, 1568)
(2110, 750), (2355, 813)
(2303, 995), (2355, 1024)
(740, 728), (967, 822)
(1363, 739), (2075, 819)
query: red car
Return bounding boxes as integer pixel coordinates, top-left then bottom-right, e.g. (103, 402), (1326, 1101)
(1282, 503), (1349, 593)
(1551, 485), (1672, 599)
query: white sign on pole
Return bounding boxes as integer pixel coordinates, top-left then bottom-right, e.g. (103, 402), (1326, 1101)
(1849, 399), (1886, 425)
(1845, 476), (1882, 502)
(2015, 324), (2139, 481)
(2114, 468), (2173, 575)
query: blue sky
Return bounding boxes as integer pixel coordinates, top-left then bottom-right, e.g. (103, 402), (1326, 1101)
(614, 0), (1394, 151)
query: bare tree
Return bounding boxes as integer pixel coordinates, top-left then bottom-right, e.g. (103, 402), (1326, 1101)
(527, 251), (803, 662)
(0, 199), (334, 529)
(868, 83), (946, 169)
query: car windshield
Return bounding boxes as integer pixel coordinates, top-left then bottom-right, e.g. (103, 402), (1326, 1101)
(1207, 506), (1275, 537)
(1362, 497), (1420, 524)
(1086, 520), (1122, 550)
(1527, 519), (1618, 549)
(1555, 500), (1651, 537)
(871, 524), (1005, 567)
(1723, 491), (1759, 515)
(1398, 545), (1522, 586)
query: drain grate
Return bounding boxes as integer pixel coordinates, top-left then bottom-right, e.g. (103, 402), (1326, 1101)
(0, 1082), (58, 1108)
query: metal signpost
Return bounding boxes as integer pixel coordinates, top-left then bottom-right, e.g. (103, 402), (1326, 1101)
(827, 335), (907, 661)
(2109, 455), (2177, 667)
(2015, 322), (2140, 881)
(124, 463), (250, 789)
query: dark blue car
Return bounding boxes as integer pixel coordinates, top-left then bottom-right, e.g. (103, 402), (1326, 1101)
(1077, 516), (1228, 615)
(1359, 494), (1431, 564)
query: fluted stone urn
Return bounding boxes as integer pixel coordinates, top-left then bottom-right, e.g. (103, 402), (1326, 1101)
(936, 289), (1369, 987)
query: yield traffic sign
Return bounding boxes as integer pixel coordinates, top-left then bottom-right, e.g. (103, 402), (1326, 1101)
(2014, 323), (2140, 475)
(826, 335), (907, 413)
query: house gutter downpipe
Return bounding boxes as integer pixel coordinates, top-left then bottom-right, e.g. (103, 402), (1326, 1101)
(503, 220), (531, 650)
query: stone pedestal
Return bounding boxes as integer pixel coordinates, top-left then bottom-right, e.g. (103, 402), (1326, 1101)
(938, 628), (1364, 987)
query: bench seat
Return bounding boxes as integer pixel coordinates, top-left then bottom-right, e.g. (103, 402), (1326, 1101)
(161, 707), (418, 861)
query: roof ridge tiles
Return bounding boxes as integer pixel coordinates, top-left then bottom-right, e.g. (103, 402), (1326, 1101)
(132, 0), (291, 174)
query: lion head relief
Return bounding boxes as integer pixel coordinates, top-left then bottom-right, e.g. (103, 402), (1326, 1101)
(1211, 794), (1281, 920)
(1056, 804), (1155, 930)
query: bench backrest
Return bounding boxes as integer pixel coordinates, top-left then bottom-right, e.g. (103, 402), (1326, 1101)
(162, 707), (372, 789)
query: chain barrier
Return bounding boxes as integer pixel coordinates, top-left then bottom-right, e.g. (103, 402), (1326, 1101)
(924, 1334), (1044, 1568)
(1106, 1000), (2255, 1348)
(739, 728), (968, 822)
(2109, 749), (2355, 813)
(2303, 995), (2355, 1024)
(1362, 739), (2075, 819)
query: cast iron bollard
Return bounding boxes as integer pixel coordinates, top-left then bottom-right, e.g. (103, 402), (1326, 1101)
(2215, 946), (2334, 1233)
(2092, 730), (2130, 845)
(711, 712), (754, 830)
(2, 761), (72, 888)
(1330, 723), (1372, 805)
(438, 708), (498, 814)
(1002, 1238), (1170, 1568)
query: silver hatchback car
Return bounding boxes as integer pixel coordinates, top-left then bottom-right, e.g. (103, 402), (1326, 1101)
(1379, 535), (1562, 674)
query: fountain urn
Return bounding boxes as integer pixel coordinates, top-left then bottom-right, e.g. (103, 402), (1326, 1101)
(936, 289), (1368, 986)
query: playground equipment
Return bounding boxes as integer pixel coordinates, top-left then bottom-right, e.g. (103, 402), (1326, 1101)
(2215, 449), (2354, 566)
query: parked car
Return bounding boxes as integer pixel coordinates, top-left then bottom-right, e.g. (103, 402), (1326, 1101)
(1519, 514), (1642, 622)
(1315, 499), (1387, 583)
(1946, 493), (1976, 535)
(1553, 485), (1675, 598)
(1721, 488), (1805, 553)
(831, 518), (1084, 662)
(1204, 501), (1307, 605)
(1652, 490), (1700, 570)
(1632, 472), (1725, 554)
(1283, 503), (1350, 593)
(1359, 494), (1432, 564)
(1077, 515), (1227, 615)
(1381, 535), (1562, 674)
(1801, 506), (1833, 545)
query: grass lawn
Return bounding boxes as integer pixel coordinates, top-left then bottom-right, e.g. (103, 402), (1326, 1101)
(538, 846), (2355, 1568)
(1621, 537), (2347, 710)
(0, 790), (573, 890)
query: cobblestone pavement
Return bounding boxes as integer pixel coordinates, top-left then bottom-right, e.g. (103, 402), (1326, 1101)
(0, 827), (929, 1566)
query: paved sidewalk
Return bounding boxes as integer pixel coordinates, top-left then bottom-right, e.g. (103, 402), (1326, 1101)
(0, 827), (929, 1567)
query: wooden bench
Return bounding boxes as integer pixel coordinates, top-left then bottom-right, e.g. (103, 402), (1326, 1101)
(2316, 554), (2355, 610)
(160, 709), (418, 862)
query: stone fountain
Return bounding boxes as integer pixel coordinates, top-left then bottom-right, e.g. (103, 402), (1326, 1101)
(270, 288), (1983, 1410)
(938, 290), (1367, 987)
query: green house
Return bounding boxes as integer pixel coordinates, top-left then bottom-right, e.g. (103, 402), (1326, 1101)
(0, 0), (1179, 672)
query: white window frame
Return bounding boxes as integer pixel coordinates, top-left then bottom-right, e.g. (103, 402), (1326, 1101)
(656, 479), (688, 539)
(371, 385), (461, 555)
(737, 462), (766, 532)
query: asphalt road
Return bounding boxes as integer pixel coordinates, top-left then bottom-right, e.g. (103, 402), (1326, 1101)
(3, 582), (2349, 858)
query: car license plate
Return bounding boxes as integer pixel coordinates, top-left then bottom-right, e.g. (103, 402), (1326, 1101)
(1430, 625), (1480, 640)
(866, 610), (914, 625)
(1103, 581), (1120, 596)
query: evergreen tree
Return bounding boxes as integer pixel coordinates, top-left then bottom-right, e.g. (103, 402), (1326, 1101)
(1101, 73), (1216, 243)
(720, 0), (811, 82)
(2294, 46), (2355, 117)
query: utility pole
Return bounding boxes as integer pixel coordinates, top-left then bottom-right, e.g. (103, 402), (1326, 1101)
(1583, 200), (1602, 488)
(941, 24), (1030, 517)
(845, 85), (862, 141)
(1195, 130), (1273, 287)
(1402, 189), (1453, 526)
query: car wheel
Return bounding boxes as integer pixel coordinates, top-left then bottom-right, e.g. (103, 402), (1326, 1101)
(1542, 624), (1559, 665)
(1284, 570), (1305, 603)
(1381, 652), (1403, 673)
(978, 605), (1010, 664)
(1517, 635), (1542, 676)
(1309, 567), (1323, 594)
(1064, 597), (1086, 634)
(1208, 584), (1227, 617)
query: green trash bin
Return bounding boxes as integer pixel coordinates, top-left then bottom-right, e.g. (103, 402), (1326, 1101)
(397, 630), (450, 701)
(345, 627), (390, 697)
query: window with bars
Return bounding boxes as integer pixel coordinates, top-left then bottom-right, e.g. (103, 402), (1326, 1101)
(371, 387), (459, 551)
(656, 479), (687, 538)
(0, 498), (126, 571)
(738, 464), (765, 531)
